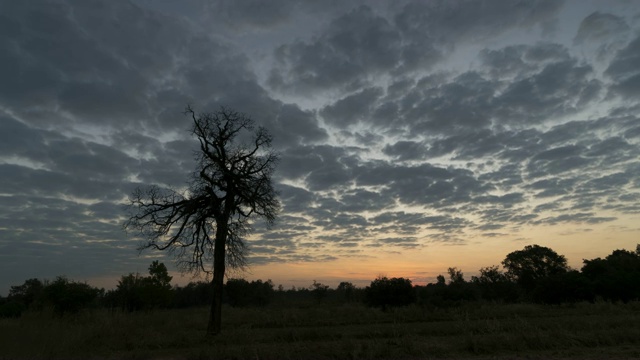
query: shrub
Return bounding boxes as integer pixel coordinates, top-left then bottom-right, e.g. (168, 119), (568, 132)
(310, 280), (329, 302)
(225, 279), (274, 307)
(8, 278), (44, 309)
(0, 299), (26, 318)
(582, 248), (640, 302)
(43, 276), (100, 315)
(532, 270), (594, 304)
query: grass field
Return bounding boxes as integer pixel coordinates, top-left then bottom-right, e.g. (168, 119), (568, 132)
(1, 301), (640, 359)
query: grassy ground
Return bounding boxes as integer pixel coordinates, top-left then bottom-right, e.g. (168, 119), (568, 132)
(1, 301), (639, 359)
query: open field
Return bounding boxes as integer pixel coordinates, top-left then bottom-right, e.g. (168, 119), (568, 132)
(1, 301), (640, 359)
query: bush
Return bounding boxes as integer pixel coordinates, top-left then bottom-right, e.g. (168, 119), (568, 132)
(0, 299), (26, 318)
(336, 281), (356, 302)
(43, 276), (100, 315)
(471, 266), (520, 303)
(310, 280), (329, 302)
(582, 248), (640, 302)
(532, 271), (594, 304)
(8, 278), (44, 309)
(111, 261), (175, 311)
(225, 279), (274, 307)
(172, 281), (212, 308)
(365, 276), (416, 310)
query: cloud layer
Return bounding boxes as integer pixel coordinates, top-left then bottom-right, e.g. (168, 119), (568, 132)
(1, 0), (639, 292)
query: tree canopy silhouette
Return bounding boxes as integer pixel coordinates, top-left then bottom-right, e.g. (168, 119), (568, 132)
(502, 244), (568, 291)
(125, 106), (279, 335)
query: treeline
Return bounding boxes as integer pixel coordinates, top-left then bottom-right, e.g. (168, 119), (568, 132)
(1, 244), (639, 317)
(384, 243), (640, 309)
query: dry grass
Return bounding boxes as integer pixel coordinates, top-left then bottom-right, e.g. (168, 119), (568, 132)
(1, 301), (639, 359)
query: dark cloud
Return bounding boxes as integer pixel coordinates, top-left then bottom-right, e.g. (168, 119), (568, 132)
(269, 5), (402, 93)
(383, 141), (427, 161)
(533, 213), (617, 226)
(574, 12), (629, 45)
(203, 0), (297, 30)
(393, 0), (563, 73)
(494, 58), (601, 125)
(270, 0), (564, 94)
(320, 87), (384, 128)
(606, 35), (640, 98)
(1, 0), (640, 294)
(376, 237), (420, 248)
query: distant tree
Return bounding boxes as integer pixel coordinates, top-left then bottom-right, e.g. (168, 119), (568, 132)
(114, 261), (174, 311)
(502, 244), (569, 291)
(532, 270), (594, 304)
(148, 260), (172, 289)
(472, 266), (507, 284)
(115, 273), (146, 311)
(43, 276), (100, 315)
(471, 265), (518, 302)
(310, 280), (330, 302)
(0, 297), (26, 318)
(447, 267), (465, 284)
(146, 260), (174, 307)
(582, 247), (640, 302)
(125, 106), (279, 336)
(336, 281), (356, 302)
(436, 275), (446, 286)
(225, 278), (274, 307)
(8, 278), (44, 308)
(365, 276), (416, 310)
(173, 281), (212, 308)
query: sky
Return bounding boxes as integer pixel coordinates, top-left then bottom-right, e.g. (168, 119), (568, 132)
(1, 0), (639, 295)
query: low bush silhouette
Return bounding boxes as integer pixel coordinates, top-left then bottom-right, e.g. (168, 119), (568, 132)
(110, 261), (174, 311)
(0, 298), (26, 318)
(172, 281), (212, 308)
(532, 270), (594, 304)
(471, 265), (519, 303)
(8, 278), (44, 309)
(43, 276), (101, 315)
(225, 279), (274, 307)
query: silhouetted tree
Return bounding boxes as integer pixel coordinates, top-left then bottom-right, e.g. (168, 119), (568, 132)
(582, 247), (640, 302)
(8, 278), (44, 308)
(310, 280), (330, 302)
(502, 244), (569, 291)
(0, 297), (25, 318)
(471, 265), (518, 302)
(112, 261), (174, 311)
(147, 260), (174, 307)
(532, 270), (594, 304)
(148, 260), (173, 288)
(115, 273), (146, 311)
(173, 281), (212, 308)
(447, 267), (465, 284)
(336, 281), (356, 302)
(225, 278), (274, 307)
(365, 276), (416, 310)
(125, 106), (279, 336)
(43, 276), (100, 315)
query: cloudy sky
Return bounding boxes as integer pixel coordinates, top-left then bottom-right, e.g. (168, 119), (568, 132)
(1, 0), (639, 294)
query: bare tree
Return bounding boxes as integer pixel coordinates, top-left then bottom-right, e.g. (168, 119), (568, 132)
(125, 105), (279, 336)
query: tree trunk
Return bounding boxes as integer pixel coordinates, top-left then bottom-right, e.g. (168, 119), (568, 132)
(207, 220), (228, 336)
